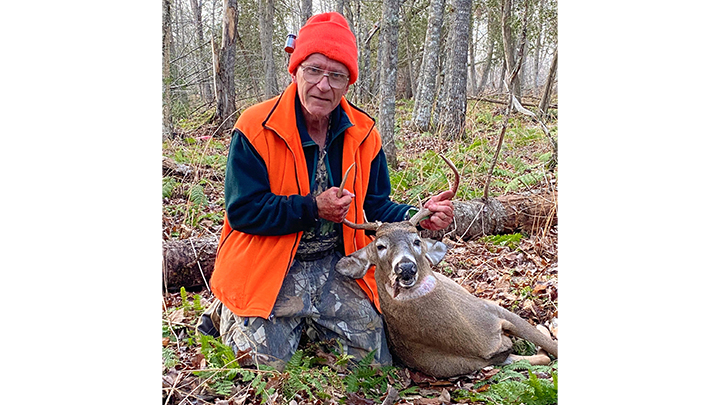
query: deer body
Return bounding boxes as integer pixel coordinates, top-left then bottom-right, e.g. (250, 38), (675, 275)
(337, 155), (557, 378)
(336, 222), (558, 378)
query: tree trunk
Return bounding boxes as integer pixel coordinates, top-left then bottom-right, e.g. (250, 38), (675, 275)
(478, 39), (494, 94)
(497, 57), (506, 92)
(533, 0), (544, 96)
(378, 0), (400, 169)
(500, 0), (521, 100)
(236, 36), (262, 102)
(301, 0), (312, 23)
(478, 7), (495, 95)
(402, 3), (416, 99)
(411, 0), (445, 132)
(467, 11), (478, 98)
(538, 50), (557, 117)
(359, 21), (379, 104)
(259, 0), (279, 99)
(335, 0), (345, 14)
(215, 0), (238, 132)
(161, 192), (557, 290)
(436, 0), (472, 139)
(519, 40), (528, 96)
(189, 0), (214, 103)
(162, 0), (174, 140)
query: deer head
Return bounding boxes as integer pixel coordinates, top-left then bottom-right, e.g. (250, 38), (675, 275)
(336, 221), (448, 290)
(337, 155), (459, 291)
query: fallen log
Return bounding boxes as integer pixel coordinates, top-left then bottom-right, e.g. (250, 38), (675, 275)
(470, 97), (558, 110)
(162, 156), (193, 177)
(163, 236), (217, 292)
(421, 191), (557, 241)
(162, 192), (557, 290)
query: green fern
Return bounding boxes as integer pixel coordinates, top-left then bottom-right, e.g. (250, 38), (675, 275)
(506, 156), (527, 172)
(189, 184), (208, 206)
(344, 350), (376, 393)
(197, 334), (238, 378)
(494, 369), (526, 382)
(512, 338), (537, 356)
(162, 347), (178, 368)
(523, 370), (558, 405)
(211, 379), (235, 396)
(505, 170), (544, 192)
(193, 294), (204, 312)
(344, 351), (401, 401)
(492, 379), (533, 402)
(282, 349), (339, 401)
(162, 177), (176, 199)
(503, 359), (533, 371)
(482, 233), (524, 249)
(471, 361), (558, 405)
(250, 370), (277, 404)
(179, 287), (191, 313)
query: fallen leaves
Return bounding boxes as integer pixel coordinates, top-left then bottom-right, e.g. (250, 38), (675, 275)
(443, 228), (558, 328)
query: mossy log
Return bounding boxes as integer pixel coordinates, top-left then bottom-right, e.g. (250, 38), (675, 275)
(421, 191), (557, 241)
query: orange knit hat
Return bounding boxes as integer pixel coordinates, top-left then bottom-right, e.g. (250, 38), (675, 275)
(288, 12), (358, 85)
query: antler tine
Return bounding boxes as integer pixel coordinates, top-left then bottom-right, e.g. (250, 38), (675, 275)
(342, 218), (381, 231)
(407, 207), (434, 227)
(438, 154), (460, 197)
(340, 164), (382, 231)
(407, 154), (460, 227)
(337, 163), (356, 198)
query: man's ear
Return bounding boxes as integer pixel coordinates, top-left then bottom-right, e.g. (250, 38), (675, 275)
(336, 244), (374, 279)
(424, 238), (447, 266)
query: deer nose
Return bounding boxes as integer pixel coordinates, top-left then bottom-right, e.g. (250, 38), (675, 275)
(396, 261), (417, 279)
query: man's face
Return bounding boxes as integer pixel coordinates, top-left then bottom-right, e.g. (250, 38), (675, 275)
(292, 53), (350, 119)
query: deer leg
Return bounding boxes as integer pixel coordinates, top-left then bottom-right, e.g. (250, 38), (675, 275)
(505, 353), (552, 366)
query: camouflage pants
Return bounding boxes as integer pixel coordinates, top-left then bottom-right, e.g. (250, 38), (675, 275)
(198, 251), (391, 370)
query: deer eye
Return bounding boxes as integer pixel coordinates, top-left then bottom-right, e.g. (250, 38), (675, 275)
(376, 244), (386, 251)
(413, 239), (421, 247)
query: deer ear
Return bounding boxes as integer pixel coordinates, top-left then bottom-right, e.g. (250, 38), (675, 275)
(424, 239), (447, 266)
(336, 245), (373, 279)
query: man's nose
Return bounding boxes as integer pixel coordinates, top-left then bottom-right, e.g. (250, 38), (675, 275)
(316, 74), (332, 91)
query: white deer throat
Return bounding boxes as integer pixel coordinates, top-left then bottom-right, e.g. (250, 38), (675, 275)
(385, 274), (437, 301)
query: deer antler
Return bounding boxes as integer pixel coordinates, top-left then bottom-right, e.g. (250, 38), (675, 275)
(337, 163), (355, 198)
(342, 155), (459, 231)
(407, 154), (459, 227)
(342, 218), (382, 231)
(338, 163), (382, 231)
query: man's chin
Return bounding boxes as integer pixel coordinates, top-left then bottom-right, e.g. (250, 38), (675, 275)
(304, 104), (335, 119)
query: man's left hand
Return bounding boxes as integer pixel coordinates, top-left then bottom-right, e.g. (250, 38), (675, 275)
(419, 190), (454, 231)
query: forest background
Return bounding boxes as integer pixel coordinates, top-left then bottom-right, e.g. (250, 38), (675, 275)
(3, 1), (720, 405)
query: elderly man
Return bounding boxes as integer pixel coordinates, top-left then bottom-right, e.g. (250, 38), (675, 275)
(198, 12), (454, 370)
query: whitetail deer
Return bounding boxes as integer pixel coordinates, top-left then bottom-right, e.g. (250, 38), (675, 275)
(336, 156), (558, 378)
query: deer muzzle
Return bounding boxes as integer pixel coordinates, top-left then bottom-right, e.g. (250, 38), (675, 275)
(395, 260), (418, 288)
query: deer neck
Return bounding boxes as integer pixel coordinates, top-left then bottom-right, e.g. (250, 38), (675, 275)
(383, 272), (438, 301)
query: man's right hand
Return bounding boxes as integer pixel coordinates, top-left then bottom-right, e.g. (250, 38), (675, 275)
(316, 188), (354, 223)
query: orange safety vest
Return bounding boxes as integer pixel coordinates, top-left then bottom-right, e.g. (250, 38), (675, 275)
(211, 82), (382, 319)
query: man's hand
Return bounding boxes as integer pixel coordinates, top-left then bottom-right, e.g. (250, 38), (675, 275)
(419, 190), (454, 231)
(316, 188), (355, 223)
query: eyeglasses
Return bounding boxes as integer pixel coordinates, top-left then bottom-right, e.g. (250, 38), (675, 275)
(299, 64), (350, 89)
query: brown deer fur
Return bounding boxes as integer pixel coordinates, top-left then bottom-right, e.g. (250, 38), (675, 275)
(336, 221), (558, 378)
